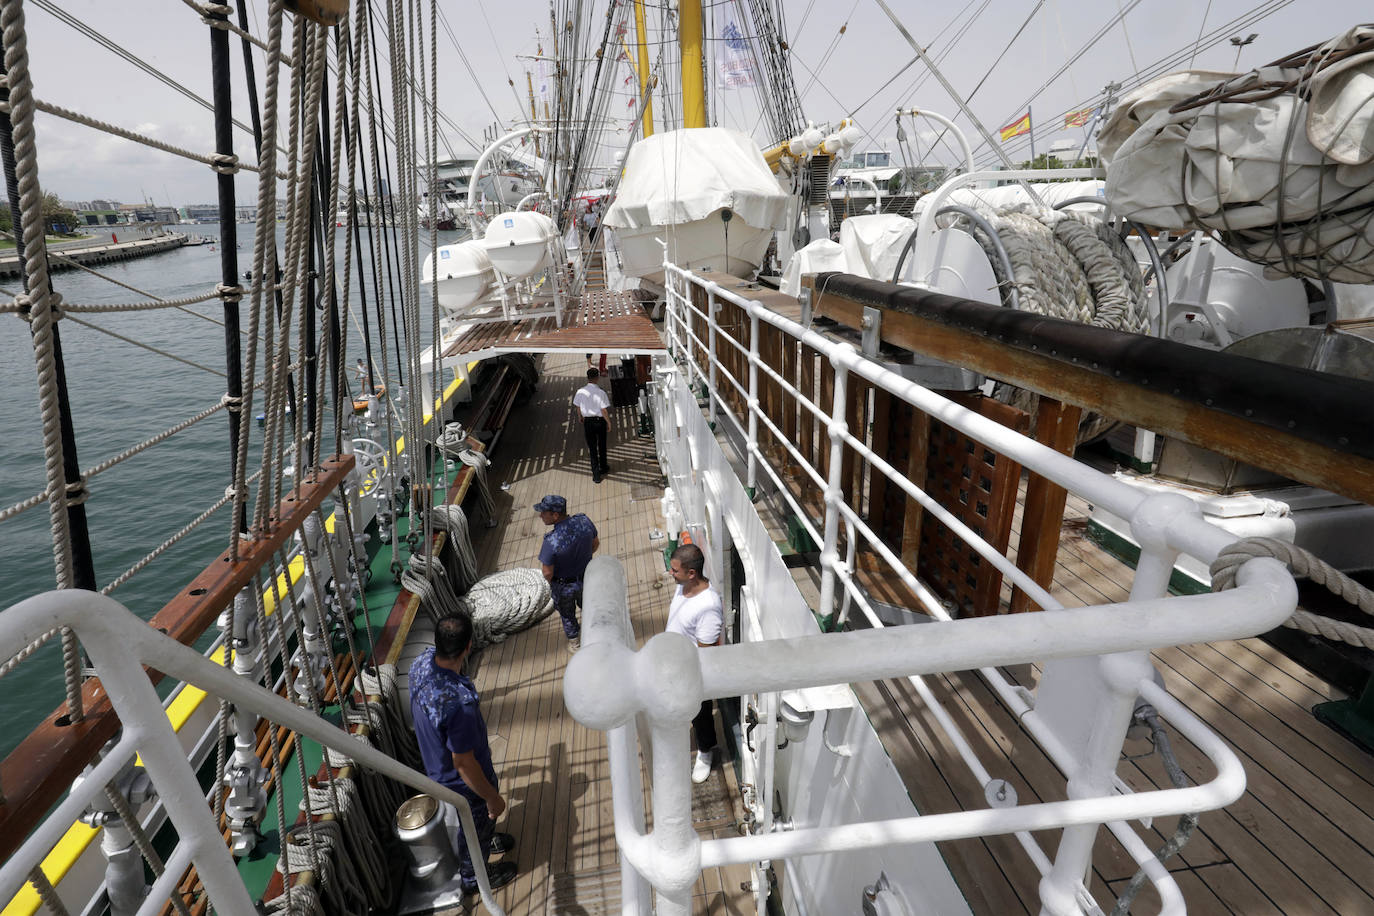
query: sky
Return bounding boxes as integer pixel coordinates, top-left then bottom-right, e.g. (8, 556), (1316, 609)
(16, 0), (1369, 208)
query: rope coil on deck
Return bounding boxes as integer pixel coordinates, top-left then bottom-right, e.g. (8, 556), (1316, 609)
(1210, 536), (1374, 648)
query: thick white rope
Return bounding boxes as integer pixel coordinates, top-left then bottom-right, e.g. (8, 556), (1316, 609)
(456, 568), (555, 650)
(940, 204), (1151, 333)
(3, 0), (85, 722)
(233, 0), (285, 555)
(304, 776), (391, 908)
(1211, 536), (1374, 649)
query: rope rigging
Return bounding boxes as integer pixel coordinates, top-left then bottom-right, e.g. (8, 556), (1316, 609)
(1211, 537), (1374, 650)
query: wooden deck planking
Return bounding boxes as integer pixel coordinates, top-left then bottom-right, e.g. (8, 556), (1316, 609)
(419, 352), (747, 914)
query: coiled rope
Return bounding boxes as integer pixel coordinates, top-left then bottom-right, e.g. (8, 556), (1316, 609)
(1210, 536), (1374, 649)
(454, 568), (555, 650)
(301, 776), (391, 909)
(939, 204), (1151, 333)
(436, 425), (496, 520)
(939, 203), (1151, 443)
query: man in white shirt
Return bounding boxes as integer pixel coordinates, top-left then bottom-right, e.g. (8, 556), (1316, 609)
(572, 367), (612, 483)
(666, 543), (724, 783)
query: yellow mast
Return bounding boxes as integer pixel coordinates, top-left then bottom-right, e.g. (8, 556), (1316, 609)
(632, 0), (654, 137)
(525, 71), (541, 157)
(679, 0), (706, 128)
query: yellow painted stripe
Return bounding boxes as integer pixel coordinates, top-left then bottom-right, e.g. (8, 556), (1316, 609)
(2, 821), (99, 916)
(4, 363), (476, 912)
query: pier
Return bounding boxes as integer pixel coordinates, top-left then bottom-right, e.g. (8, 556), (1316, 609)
(0, 232), (187, 278)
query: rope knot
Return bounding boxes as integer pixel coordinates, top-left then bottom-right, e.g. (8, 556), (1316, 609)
(209, 152), (240, 175)
(221, 392), (244, 412)
(64, 476), (90, 506)
(13, 292), (65, 322)
(215, 282), (245, 303)
(200, 2), (233, 26)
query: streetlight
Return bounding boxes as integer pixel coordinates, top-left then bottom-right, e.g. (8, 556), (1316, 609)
(1230, 33), (1258, 70)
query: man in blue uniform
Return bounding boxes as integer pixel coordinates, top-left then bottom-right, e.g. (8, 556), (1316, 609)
(409, 615), (518, 894)
(535, 494), (599, 651)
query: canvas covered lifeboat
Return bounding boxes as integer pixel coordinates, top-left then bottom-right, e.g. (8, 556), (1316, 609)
(603, 127), (790, 283)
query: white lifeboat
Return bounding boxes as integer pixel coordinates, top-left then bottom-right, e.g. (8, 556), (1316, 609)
(603, 127), (790, 283)
(480, 211), (557, 279)
(422, 240), (495, 312)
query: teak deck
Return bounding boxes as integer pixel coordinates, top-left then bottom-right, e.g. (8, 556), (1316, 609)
(401, 349), (1372, 914)
(395, 353), (749, 915)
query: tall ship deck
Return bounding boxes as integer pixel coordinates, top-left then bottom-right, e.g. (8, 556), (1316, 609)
(5, 3), (1374, 916)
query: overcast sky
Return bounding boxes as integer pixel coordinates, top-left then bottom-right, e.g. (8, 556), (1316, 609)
(18, 0), (1367, 207)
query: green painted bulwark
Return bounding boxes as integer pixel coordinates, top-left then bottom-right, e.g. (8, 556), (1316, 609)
(1085, 520), (1210, 596)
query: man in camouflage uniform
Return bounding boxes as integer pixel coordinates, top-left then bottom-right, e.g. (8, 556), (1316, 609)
(534, 494), (598, 651)
(408, 614), (517, 893)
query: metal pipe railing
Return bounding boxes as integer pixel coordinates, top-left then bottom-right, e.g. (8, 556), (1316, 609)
(567, 555), (1293, 909)
(0, 590), (508, 916)
(636, 263), (1302, 913)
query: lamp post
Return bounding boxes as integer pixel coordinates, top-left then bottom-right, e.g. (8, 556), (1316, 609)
(1230, 33), (1258, 70)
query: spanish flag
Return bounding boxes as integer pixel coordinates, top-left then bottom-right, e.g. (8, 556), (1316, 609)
(999, 112), (1031, 142)
(1064, 106), (1096, 129)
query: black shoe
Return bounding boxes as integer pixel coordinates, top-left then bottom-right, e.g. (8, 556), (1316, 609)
(489, 832), (516, 855)
(599, 464), (610, 475)
(592, 472), (602, 483)
(463, 861), (517, 894)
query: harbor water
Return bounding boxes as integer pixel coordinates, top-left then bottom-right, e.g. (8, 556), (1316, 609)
(0, 221), (465, 758)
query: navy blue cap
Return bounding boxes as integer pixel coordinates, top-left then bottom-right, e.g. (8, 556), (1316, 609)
(533, 494), (567, 513)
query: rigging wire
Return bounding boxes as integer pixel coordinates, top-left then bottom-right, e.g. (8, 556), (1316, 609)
(1187, 0), (1216, 69)
(966, 0), (1146, 160)
(30, 0), (259, 140)
(983, 0), (1294, 166)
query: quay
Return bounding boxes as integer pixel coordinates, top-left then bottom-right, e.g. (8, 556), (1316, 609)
(0, 232), (187, 278)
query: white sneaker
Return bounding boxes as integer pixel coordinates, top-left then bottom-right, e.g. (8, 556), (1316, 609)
(691, 749), (712, 784)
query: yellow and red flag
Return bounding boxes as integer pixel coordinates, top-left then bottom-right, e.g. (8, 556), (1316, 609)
(1064, 106), (1096, 129)
(999, 112), (1031, 142)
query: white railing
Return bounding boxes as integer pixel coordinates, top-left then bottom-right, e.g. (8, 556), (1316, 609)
(565, 263), (1299, 916)
(0, 590), (508, 916)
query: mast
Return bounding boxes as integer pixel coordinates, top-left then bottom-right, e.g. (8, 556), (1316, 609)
(633, 0), (654, 137)
(526, 70), (542, 157)
(679, 0), (706, 128)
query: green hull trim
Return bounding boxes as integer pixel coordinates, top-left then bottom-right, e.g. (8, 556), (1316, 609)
(1085, 520), (1210, 596)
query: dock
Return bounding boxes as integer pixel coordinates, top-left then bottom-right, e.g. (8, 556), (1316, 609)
(0, 233), (187, 278)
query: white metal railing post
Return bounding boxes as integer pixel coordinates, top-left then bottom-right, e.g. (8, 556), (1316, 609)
(816, 347), (853, 629)
(72, 619), (258, 915)
(1040, 492), (1194, 916)
(745, 307), (761, 497)
(706, 287), (719, 429)
(566, 558), (703, 911)
(648, 718), (694, 916)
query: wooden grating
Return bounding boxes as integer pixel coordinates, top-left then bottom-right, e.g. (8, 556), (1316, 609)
(915, 395), (1028, 617)
(442, 290), (664, 361)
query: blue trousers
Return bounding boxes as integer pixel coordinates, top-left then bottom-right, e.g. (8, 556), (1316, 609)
(551, 580), (582, 638)
(441, 798), (494, 889)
